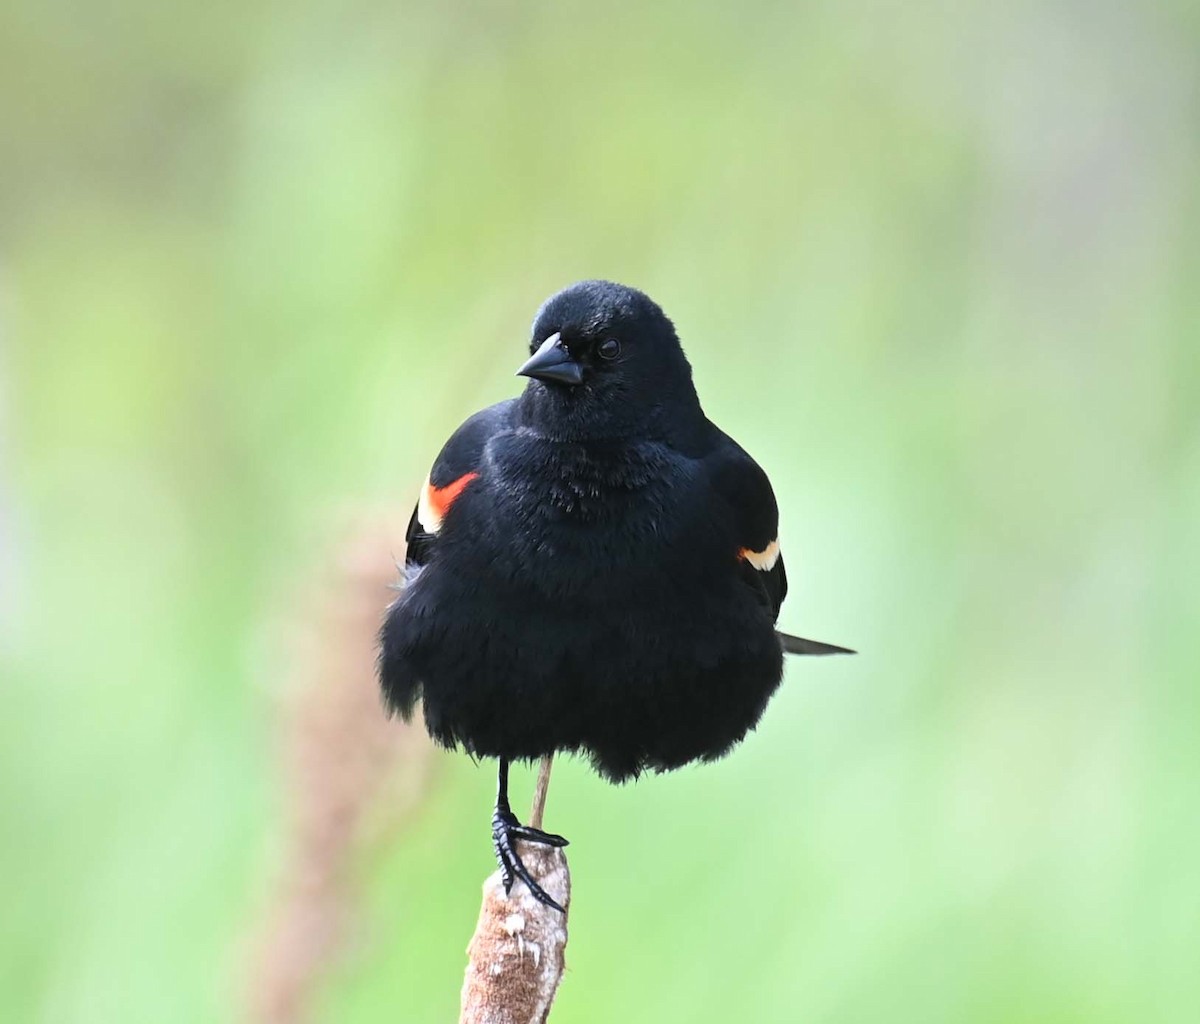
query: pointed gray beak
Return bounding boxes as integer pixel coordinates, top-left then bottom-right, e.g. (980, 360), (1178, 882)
(516, 333), (584, 386)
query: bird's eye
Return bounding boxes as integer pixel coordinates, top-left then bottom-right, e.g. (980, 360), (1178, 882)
(598, 338), (621, 360)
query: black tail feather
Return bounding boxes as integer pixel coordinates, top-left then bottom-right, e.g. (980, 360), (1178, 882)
(778, 631), (856, 656)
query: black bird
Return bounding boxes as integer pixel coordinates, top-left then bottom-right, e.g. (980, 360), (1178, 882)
(379, 281), (851, 910)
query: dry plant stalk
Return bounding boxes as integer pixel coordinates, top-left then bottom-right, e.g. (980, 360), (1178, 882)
(529, 756), (553, 830)
(246, 517), (437, 1024)
(460, 848), (570, 1024)
(460, 758), (570, 1024)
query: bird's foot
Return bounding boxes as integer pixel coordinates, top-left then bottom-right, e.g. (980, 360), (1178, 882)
(491, 808), (569, 912)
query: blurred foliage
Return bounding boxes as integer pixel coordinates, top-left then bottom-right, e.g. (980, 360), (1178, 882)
(2, 0), (1200, 1021)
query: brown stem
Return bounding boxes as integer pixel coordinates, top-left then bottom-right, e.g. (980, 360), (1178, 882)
(459, 846), (570, 1024)
(460, 754), (568, 1023)
(528, 755), (554, 830)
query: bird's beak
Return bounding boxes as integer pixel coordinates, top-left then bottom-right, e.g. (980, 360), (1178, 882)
(516, 333), (584, 386)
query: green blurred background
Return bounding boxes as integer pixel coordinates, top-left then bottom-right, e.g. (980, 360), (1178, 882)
(3, 1), (1200, 1021)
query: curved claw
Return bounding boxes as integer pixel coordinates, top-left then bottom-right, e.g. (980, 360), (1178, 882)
(508, 824), (569, 847)
(491, 811), (568, 913)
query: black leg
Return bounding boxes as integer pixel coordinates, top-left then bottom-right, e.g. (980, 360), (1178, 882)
(491, 757), (569, 912)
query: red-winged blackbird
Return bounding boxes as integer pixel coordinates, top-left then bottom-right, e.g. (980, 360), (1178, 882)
(380, 281), (851, 910)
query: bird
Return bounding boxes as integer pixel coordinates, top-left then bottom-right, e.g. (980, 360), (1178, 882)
(379, 280), (852, 911)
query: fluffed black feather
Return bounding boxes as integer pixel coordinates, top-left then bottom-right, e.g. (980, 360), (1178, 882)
(379, 281), (851, 782)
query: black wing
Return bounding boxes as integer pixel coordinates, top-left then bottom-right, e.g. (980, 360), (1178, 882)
(381, 400), (517, 719)
(403, 399), (516, 569)
(706, 431), (854, 656)
(704, 432), (788, 619)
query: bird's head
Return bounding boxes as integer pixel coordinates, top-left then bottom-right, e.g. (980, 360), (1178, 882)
(516, 281), (701, 441)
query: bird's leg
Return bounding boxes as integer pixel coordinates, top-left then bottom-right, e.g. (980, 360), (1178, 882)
(492, 757), (569, 912)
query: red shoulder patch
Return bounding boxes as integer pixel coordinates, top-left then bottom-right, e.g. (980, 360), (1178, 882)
(418, 472), (479, 532)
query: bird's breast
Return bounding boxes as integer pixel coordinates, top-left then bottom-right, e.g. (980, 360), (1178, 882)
(489, 433), (677, 520)
(439, 433), (722, 600)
